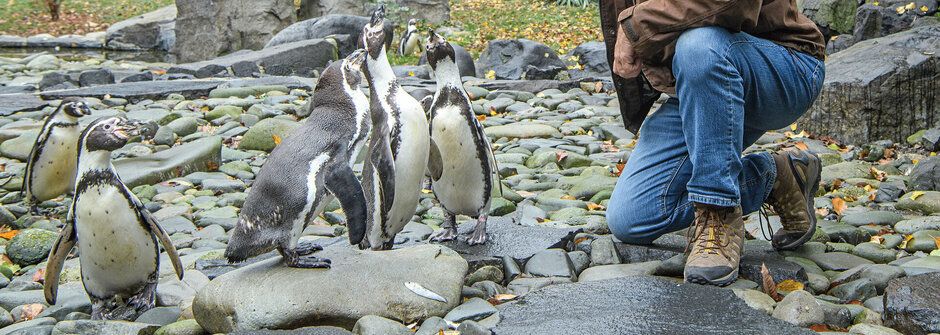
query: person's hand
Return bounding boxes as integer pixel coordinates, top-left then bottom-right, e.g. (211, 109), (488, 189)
(613, 22), (642, 78)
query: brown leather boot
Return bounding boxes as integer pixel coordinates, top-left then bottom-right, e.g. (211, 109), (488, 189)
(767, 149), (821, 251)
(684, 204), (745, 287)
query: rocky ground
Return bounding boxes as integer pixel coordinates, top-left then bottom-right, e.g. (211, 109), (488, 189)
(0, 47), (937, 335)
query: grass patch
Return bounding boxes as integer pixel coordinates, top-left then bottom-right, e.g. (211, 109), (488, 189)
(0, 0), (173, 36)
(448, 0), (601, 56)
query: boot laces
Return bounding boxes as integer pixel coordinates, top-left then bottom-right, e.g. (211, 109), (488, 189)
(758, 203), (776, 241)
(686, 209), (732, 259)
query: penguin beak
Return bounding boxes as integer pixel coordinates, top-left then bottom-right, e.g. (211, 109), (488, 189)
(115, 119), (144, 139)
(347, 49), (367, 68)
(79, 104), (92, 116)
(370, 4), (385, 25)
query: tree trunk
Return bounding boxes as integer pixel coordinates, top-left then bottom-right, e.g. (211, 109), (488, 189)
(45, 0), (61, 21)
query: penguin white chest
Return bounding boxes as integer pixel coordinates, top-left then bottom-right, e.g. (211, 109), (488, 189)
(31, 126), (80, 201)
(385, 96), (430, 234)
(74, 185), (156, 297)
(431, 106), (487, 215)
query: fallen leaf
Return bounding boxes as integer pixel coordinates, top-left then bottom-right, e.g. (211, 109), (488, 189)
(476, 115), (486, 121)
(561, 195), (576, 200)
(555, 151), (569, 162)
(870, 235), (884, 244)
(0, 229), (18, 240)
(488, 293), (518, 305)
(272, 134), (282, 146)
(615, 159), (626, 177)
(870, 167), (887, 182)
(794, 142), (809, 151)
(809, 324), (831, 332)
(831, 198), (847, 215)
(899, 234), (914, 249)
(910, 191), (926, 201)
(777, 279), (804, 292)
(934, 236), (940, 250)
(18, 304), (43, 321)
(790, 123), (798, 131)
(421, 189), (432, 194)
(586, 202), (605, 211)
(922, 5), (930, 12)
(761, 263), (781, 301)
(905, 2), (915, 10)
(515, 190), (536, 198)
(831, 179), (844, 190)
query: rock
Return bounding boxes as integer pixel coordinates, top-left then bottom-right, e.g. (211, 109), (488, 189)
(477, 39), (567, 80)
(351, 315), (411, 335)
(26, 55), (59, 71)
(492, 276), (812, 334)
(78, 68), (115, 87)
(39, 72), (77, 91)
(193, 244), (467, 332)
(457, 320), (489, 335)
(578, 261), (660, 282)
(41, 77), (313, 102)
(732, 289), (776, 315)
(847, 323), (904, 335)
(171, 39), (337, 78)
(238, 118), (300, 152)
(485, 124), (560, 139)
(136, 306), (182, 326)
(523, 249), (575, 280)
(897, 191), (940, 214)
(106, 5), (177, 51)
(860, 264), (906, 294)
(7, 229), (56, 266)
(52, 320), (160, 335)
(230, 327), (352, 335)
(853, 4), (916, 43)
(883, 272), (940, 335)
(0, 317), (56, 335)
(418, 42), (476, 78)
(0, 94), (48, 117)
(853, 242), (898, 264)
(444, 297), (497, 322)
(437, 217), (580, 265)
(829, 278), (877, 303)
(115, 136), (222, 188)
(809, 252), (874, 271)
(414, 317), (447, 335)
(466, 266), (503, 286)
(1, 130), (39, 160)
(266, 15), (393, 58)
(154, 319), (207, 335)
(841, 211), (903, 227)
(590, 236), (620, 266)
(800, 0), (858, 34)
(900, 256), (940, 276)
(565, 41), (610, 79)
(801, 24), (940, 145)
(771, 290), (826, 327)
(173, 0), (296, 62)
(910, 157), (940, 191)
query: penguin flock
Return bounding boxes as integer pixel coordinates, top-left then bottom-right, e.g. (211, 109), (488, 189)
(24, 4), (498, 321)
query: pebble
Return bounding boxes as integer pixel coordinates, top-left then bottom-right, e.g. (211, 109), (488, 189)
(771, 290), (825, 327)
(443, 297), (497, 322)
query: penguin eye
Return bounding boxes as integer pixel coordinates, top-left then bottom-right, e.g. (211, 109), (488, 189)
(104, 124), (112, 130)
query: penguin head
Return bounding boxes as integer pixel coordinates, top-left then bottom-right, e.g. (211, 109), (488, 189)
(59, 98), (92, 118)
(425, 30), (455, 70)
(80, 116), (141, 153)
(361, 5), (388, 59)
(407, 19), (417, 29)
(341, 49), (368, 87)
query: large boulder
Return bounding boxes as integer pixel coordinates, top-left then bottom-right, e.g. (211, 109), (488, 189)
(173, 0), (296, 62)
(193, 244), (468, 332)
(105, 5), (177, 51)
(884, 272), (940, 335)
(493, 276), (813, 334)
(297, 0), (449, 23)
(853, 4), (916, 43)
(800, 23), (940, 145)
(0, 94), (48, 116)
(266, 15), (393, 58)
(170, 39), (338, 78)
(565, 41), (611, 79)
(798, 0), (859, 35)
(477, 39), (567, 80)
(115, 136), (222, 188)
(910, 156), (940, 191)
(418, 42), (476, 78)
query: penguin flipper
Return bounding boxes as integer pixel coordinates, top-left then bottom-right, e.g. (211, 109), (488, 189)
(325, 163), (368, 245)
(370, 137), (396, 216)
(44, 216), (76, 305)
(427, 139), (443, 181)
(420, 96), (433, 114)
(140, 208), (184, 280)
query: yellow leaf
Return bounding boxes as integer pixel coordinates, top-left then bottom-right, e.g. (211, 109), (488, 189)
(934, 236), (940, 250)
(911, 191), (926, 200)
(790, 123), (798, 131)
(407, 71), (415, 77)
(922, 5), (930, 12)
(794, 142), (809, 151)
(873, 1), (879, 6)
(421, 189), (432, 194)
(899, 234), (914, 249)
(897, 6), (907, 14)
(485, 70), (496, 80)
(476, 115), (487, 122)
(870, 167), (887, 181)
(0, 230), (17, 240)
(586, 202), (605, 211)
(870, 235), (884, 244)
(561, 195), (576, 200)
(777, 279), (804, 292)
(831, 197), (847, 215)
(932, 152), (938, 156)
(905, 2), (915, 10)
(272, 134), (282, 146)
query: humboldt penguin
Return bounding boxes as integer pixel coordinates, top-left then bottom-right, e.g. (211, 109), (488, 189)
(224, 50), (371, 267)
(398, 19), (420, 57)
(43, 116), (184, 321)
(360, 6), (430, 250)
(23, 98), (92, 212)
(426, 31), (499, 245)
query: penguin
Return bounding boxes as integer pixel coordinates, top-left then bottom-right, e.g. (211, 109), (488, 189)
(360, 6), (430, 250)
(23, 98), (92, 212)
(224, 50), (372, 268)
(425, 30), (501, 245)
(43, 116), (184, 321)
(398, 19), (420, 57)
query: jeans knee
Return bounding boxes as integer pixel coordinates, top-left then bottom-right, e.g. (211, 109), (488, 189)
(606, 195), (663, 245)
(673, 27), (731, 75)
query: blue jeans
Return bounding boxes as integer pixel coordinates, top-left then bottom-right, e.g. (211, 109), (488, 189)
(606, 27), (825, 245)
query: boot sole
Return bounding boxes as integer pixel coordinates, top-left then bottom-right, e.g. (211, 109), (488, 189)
(684, 269), (739, 287)
(773, 151), (821, 251)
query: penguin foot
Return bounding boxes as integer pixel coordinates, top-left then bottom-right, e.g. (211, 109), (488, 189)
(286, 256), (332, 269)
(466, 218), (488, 245)
(295, 241), (324, 256)
(430, 228), (457, 243)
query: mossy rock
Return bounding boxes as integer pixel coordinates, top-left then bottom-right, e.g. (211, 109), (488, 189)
(7, 229), (57, 266)
(238, 118), (300, 152)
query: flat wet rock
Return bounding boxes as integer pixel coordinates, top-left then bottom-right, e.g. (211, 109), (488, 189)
(193, 244), (468, 333)
(39, 77), (314, 102)
(0, 94), (48, 116)
(492, 276), (813, 334)
(438, 217), (581, 264)
(884, 272), (940, 335)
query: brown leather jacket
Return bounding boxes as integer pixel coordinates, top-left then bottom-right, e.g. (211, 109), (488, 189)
(599, 0), (826, 133)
